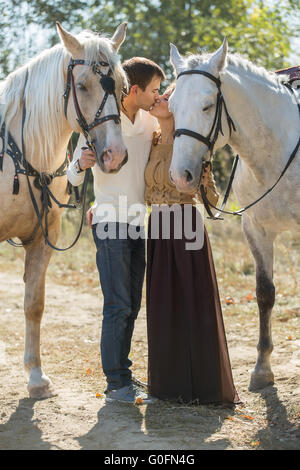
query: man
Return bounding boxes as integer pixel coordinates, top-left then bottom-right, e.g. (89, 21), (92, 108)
(67, 57), (165, 403)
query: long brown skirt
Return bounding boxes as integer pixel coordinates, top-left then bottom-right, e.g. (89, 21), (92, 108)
(146, 205), (239, 404)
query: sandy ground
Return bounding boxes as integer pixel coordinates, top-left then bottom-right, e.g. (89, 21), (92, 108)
(0, 260), (299, 452)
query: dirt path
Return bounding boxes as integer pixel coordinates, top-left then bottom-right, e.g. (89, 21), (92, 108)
(0, 268), (299, 450)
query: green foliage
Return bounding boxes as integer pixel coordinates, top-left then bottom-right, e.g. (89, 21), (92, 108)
(84, 0), (296, 78)
(0, 0), (85, 77)
(0, 0), (298, 80)
(213, 147), (235, 191)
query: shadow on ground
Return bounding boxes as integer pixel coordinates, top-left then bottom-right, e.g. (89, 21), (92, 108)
(0, 398), (52, 450)
(253, 385), (300, 450)
(76, 400), (235, 450)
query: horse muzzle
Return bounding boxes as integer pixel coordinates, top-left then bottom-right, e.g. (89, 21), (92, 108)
(169, 166), (200, 193)
(99, 147), (128, 174)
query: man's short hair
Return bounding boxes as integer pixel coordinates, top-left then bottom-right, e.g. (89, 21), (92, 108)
(122, 57), (166, 91)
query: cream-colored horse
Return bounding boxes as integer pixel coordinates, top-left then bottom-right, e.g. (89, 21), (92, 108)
(0, 22), (128, 398)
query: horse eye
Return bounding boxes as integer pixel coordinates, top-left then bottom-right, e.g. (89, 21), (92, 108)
(77, 83), (87, 91)
(203, 104), (213, 112)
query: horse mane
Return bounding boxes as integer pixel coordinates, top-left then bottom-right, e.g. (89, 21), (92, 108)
(185, 51), (289, 88)
(0, 30), (127, 171)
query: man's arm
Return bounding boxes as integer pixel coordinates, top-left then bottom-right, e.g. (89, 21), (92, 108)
(67, 135), (96, 186)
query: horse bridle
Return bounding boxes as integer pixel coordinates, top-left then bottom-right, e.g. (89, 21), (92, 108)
(63, 57), (121, 151)
(173, 69), (237, 219)
(174, 70), (236, 163)
(3, 57), (126, 252)
(174, 69), (300, 220)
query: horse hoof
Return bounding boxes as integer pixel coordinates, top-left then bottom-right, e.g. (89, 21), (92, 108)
(26, 367), (57, 399)
(28, 379), (57, 399)
(248, 370), (274, 391)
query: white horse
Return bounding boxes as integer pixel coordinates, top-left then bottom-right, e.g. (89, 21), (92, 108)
(169, 40), (300, 390)
(0, 22), (128, 398)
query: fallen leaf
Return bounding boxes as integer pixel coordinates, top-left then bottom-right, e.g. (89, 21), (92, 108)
(135, 397), (144, 405)
(287, 336), (293, 341)
(86, 368), (92, 374)
(250, 441), (260, 447)
(226, 416), (235, 421)
(225, 296), (235, 305)
(246, 293), (254, 301)
(240, 415), (254, 421)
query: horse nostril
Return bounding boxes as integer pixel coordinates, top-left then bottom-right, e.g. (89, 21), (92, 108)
(185, 169), (194, 183)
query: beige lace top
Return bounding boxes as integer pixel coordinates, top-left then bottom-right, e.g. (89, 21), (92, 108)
(144, 141), (219, 206)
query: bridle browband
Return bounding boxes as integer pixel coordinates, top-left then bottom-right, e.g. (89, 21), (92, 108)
(63, 57), (121, 151)
(174, 69), (300, 220)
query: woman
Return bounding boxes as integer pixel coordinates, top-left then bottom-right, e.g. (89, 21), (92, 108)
(145, 84), (239, 404)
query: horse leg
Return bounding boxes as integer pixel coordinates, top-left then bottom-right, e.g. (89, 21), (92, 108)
(242, 214), (276, 391)
(23, 223), (60, 399)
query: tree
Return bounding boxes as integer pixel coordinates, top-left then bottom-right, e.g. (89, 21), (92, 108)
(0, 0), (298, 191)
(0, 0), (298, 80)
(84, 0), (296, 77)
(0, 0), (85, 78)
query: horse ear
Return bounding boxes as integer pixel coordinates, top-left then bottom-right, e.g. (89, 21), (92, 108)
(111, 23), (127, 52)
(210, 38), (228, 74)
(56, 22), (83, 57)
(170, 43), (185, 74)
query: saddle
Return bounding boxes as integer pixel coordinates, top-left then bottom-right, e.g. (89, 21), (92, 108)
(275, 65), (300, 89)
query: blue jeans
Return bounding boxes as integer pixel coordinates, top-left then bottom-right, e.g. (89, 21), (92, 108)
(92, 223), (146, 392)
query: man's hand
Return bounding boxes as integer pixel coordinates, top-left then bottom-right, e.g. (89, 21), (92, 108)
(200, 165), (210, 188)
(86, 207), (93, 228)
(78, 147), (96, 170)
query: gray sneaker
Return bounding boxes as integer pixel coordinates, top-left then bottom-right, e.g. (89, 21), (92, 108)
(105, 384), (158, 404)
(131, 375), (148, 391)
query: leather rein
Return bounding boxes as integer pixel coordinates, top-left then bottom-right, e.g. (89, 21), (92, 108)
(174, 69), (300, 220)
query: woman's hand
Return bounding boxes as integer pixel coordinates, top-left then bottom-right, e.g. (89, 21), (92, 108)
(86, 207), (93, 228)
(79, 147), (96, 170)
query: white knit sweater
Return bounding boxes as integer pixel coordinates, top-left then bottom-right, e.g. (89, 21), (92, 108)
(67, 109), (158, 226)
